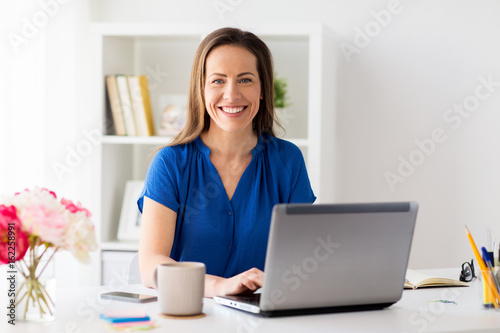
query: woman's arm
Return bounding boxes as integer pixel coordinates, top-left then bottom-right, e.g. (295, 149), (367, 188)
(139, 196), (177, 288)
(139, 196), (264, 296)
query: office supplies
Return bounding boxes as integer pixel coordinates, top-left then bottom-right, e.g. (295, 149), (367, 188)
(482, 247), (496, 308)
(104, 320), (158, 331)
(404, 269), (468, 289)
(110, 320), (155, 328)
(481, 247), (494, 268)
(486, 261), (500, 291)
(99, 309), (157, 330)
(482, 248), (500, 296)
(490, 264), (500, 295)
(104, 308), (148, 318)
(464, 225), (500, 308)
(429, 300), (457, 305)
(214, 202), (418, 316)
(107, 320), (158, 332)
(99, 314), (150, 323)
(459, 260), (476, 282)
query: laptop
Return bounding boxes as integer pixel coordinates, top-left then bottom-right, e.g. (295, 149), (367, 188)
(213, 202), (418, 316)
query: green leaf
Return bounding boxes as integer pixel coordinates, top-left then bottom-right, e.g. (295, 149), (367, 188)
(274, 74), (292, 109)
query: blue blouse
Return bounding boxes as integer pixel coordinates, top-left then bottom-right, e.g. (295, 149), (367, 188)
(137, 134), (316, 278)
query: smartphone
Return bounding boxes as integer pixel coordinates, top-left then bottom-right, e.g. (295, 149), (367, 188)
(100, 291), (157, 303)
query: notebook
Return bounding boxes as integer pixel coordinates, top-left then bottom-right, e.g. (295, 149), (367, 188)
(214, 202), (419, 316)
(404, 269), (469, 289)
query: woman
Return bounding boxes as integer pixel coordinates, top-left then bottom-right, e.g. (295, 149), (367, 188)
(138, 27), (316, 297)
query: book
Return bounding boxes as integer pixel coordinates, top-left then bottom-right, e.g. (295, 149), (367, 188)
(139, 75), (156, 136)
(404, 269), (469, 289)
(105, 75), (126, 135)
(127, 75), (149, 136)
(115, 74), (137, 136)
(127, 75), (155, 136)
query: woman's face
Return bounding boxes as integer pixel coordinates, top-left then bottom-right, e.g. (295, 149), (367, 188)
(204, 44), (261, 135)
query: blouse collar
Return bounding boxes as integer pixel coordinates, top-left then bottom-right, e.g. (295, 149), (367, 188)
(194, 135), (267, 157)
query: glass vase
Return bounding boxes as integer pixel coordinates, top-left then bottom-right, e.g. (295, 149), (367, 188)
(15, 245), (56, 322)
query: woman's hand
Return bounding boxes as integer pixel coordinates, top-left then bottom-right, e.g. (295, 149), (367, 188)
(205, 268), (264, 298)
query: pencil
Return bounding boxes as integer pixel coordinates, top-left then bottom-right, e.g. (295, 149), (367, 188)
(465, 225), (500, 308)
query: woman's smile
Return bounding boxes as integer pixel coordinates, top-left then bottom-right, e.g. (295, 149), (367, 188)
(219, 105), (247, 114)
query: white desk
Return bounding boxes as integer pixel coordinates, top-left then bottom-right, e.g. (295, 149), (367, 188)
(3, 269), (500, 333)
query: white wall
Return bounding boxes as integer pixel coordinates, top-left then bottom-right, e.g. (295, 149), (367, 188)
(0, 1), (47, 193)
(2, 0), (499, 280)
(0, 0), (97, 287)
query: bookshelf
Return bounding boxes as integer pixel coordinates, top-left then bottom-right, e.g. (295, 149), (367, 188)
(90, 23), (337, 284)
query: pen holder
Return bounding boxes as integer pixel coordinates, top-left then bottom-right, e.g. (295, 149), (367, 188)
(479, 268), (500, 310)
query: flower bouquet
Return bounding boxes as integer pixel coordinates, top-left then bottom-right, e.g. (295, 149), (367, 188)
(1, 187), (97, 322)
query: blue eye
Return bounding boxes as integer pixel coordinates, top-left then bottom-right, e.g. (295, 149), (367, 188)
(240, 78), (251, 83)
(212, 79), (224, 84)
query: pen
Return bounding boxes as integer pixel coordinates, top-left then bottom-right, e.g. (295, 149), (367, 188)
(482, 247), (496, 307)
(481, 247), (493, 266)
(465, 226), (500, 308)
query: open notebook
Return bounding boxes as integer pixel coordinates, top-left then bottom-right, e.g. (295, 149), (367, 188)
(404, 269), (469, 289)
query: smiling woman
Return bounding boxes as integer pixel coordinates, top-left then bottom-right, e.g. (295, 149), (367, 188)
(203, 44), (261, 136)
(137, 27), (316, 298)
(170, 27), (276, 145)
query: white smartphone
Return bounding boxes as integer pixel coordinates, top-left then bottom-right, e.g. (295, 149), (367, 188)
(101, 291), (157, 303)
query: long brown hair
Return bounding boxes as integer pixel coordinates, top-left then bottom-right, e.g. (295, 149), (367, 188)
(167, 27), (277, 147)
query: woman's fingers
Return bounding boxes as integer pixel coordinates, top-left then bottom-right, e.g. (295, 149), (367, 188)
(223, 268), (264, 295)
(241, 276), (257, 291)
(241, 268), (263, 290)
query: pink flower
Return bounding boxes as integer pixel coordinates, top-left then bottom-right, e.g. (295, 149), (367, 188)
(0, 205), (29, 264)
(1, 187), (97, 264)
(20, 204), (67, 247)
(42, 188), (57, 199)
(61, 198), (92, 217)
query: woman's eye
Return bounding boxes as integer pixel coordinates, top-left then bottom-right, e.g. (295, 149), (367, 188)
(212, 79), (224, 84)
(240, 78), (251, 83)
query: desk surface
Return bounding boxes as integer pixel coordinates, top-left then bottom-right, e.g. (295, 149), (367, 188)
(3, 269), (500, 333)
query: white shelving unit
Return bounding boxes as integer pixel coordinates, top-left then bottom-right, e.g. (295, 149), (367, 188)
(90, 23), (336, 284)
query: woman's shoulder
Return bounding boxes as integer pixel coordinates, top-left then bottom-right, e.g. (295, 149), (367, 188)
(260, 135), (303, 159)
(152, 140), (197, 165)
(154, 143), (184, 158)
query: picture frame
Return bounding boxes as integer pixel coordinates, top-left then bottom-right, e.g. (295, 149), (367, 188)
(157, 94), (187, 136)
(117, 180), (145, 241)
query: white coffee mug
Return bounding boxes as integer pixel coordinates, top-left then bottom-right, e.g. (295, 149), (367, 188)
(153, 262), (205, 316)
